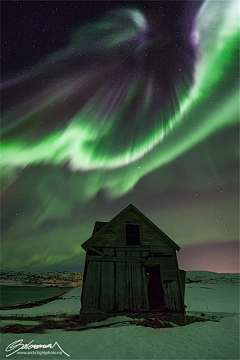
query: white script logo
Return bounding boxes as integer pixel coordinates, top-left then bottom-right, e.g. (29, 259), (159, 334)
(5, 339), (70, 357)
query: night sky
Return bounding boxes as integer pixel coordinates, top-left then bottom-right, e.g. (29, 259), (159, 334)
(1, 1), (239, 273)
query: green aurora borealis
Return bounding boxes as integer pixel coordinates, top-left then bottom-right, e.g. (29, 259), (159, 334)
(1, 1), (239, 272)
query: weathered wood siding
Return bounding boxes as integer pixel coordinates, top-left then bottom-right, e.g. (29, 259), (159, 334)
(81, 260), (101, 310)
(179, 270), (186, 301)
(81, 206), (185, 315)
(163, 280), (182, 312)
(88, 210), (174, 253)
(127, 261), (148, 311)
(100, 261), (115, 310)
(145, 257), (178, 281)
(82, 252), (184, 312)
(115, 254), (128, 311)
(82, 247), (150, 312)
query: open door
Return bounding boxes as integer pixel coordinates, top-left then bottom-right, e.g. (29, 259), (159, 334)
(145, 266), (165, 310)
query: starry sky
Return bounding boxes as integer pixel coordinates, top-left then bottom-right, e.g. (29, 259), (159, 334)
(1, 1), (239, 273)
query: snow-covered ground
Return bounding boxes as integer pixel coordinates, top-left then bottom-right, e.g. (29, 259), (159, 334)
(0, 271), (239, 359)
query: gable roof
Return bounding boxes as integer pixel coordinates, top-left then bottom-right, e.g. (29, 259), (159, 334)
(81, 204), (180, 251)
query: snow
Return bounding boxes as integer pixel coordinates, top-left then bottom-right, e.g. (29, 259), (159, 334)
(0, 271), (239, 359)
(185, 271), (239, 315)
(1, 315), (239, 359)
(185, 283), (239, 314)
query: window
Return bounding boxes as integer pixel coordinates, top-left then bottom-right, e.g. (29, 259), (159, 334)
(126, 224), (140, 245)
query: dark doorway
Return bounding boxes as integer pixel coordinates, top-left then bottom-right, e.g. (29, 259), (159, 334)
(145, 266), (165, 310)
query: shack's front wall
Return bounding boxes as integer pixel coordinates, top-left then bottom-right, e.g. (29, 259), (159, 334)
(81, 248), (185, 314)
(81, 248), (149, 313)
(80, 209), (185, 316)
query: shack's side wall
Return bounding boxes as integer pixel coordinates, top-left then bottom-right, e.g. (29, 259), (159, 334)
(179, 269), (186, 302)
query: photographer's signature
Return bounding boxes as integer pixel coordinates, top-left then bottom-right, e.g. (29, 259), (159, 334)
(5, 339), (70, 357)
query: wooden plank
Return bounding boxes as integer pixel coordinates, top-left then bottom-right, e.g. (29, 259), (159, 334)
(80, 260), (89, 311)
(81, 260), (95, 311)
(163, 281), (171, 310)
(158, 258), (179, 281)
(141, 264), (149, 310)
(130, 263), (137, 311)
(179, 270), (186, 301)
(141, 251), (149, 258)
(100, 261), (115, 311)
(172, 280), (182, 312)
(115, 250), (128, 311)
(115, 261), (128, 311)
(123, 260), (148, 312)
(83, 261), (101, 310)
(163, 280), (182, 312)
(126, 262), (132, 310)
(87, 256), (141, 262)
(116, 249), (125, 258)
(91, 261), (101, 309)
(101, 246), (150, 250)
(128, 251), (145, 311)
(103, 247), (115, 256)
(87, 255), (176, 263)
(88, 247), (105, 256)
(135, 262), (144, 311)
(128, 250), (140, 258)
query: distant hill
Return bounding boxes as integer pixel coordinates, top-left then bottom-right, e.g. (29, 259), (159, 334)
(0, 270), (238, 287)
(0, 271), (83, 287)
(186, 271), (239, 285)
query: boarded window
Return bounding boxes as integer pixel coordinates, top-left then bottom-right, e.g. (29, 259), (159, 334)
(126, 224), (140, 245)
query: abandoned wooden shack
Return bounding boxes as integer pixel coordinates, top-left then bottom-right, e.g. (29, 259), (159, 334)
(80, 204), (186, 324)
